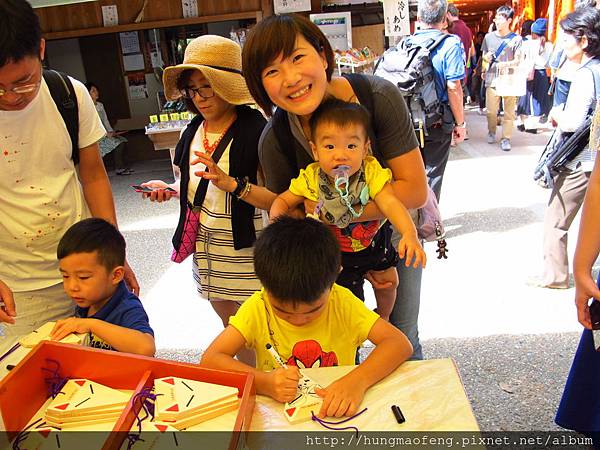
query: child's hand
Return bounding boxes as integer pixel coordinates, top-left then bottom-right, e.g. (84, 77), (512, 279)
(265, 366), (301, 403)
(50, 318), (90, 341)
(315, 376), (367, 418)
(398, 237), (427, 268)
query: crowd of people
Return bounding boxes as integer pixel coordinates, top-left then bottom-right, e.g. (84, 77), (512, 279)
(1, 0), (600, 435)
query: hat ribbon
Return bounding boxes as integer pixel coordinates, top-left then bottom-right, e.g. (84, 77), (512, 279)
(190, 63), (243, 75)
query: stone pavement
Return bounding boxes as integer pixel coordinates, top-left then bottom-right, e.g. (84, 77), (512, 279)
(113, 106), (589, 431)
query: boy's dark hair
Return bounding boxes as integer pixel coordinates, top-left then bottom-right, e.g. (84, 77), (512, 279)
(521, 19), (534, 38)
(253, 217), (341, 306)
(57, 218), (126, 271)
(495, 5), (514, 20)
(175, 69), (201, 115)
(561, 7), (600, 58)
(309, 98), (371, 142)
(242, 13), (335, 117)
(0, 0), (42, 68)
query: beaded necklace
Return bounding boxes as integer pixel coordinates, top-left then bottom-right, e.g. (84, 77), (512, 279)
(202, 115), (236, 155)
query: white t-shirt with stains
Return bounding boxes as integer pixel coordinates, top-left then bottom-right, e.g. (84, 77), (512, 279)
(0, 77), (105, 291)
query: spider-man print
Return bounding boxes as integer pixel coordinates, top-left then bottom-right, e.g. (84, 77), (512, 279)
(286, 340), (338, 369)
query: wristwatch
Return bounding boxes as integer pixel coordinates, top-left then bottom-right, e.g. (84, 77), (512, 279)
(232, 176), (248, 197)
(455, 122), (467, 129)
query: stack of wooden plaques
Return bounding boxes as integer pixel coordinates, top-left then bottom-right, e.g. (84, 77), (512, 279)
(44, 379), (130, 429)
(153, 376), (239, 429)
(19, 322), (85, 348)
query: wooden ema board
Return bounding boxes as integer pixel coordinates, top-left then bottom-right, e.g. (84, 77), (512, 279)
(0, 341), (255, 450)
(284, 373), (323, 424)
(18, 322), (85, 348)
(154, 376), (238, 421)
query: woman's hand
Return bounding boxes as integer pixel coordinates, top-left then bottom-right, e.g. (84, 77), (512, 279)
(191, 151), (237, 193)
(140, 180), (178, 202)
(575, 274), (600, 329)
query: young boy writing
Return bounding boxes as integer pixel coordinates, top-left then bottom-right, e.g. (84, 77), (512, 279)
(270, 98), (426, 321)
(50, 218), (155, 356)
(201, 216), (413, 418)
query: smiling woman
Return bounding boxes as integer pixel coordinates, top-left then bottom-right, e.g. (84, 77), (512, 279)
(242, 13), (428, 360)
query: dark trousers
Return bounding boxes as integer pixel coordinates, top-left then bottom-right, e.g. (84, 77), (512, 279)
(420, 126), (453, 202)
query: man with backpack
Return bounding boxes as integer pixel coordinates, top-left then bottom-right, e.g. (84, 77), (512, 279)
(0, 0), (139, 351)
(376, 0), (465, 201)
(481, 6), (523, 151)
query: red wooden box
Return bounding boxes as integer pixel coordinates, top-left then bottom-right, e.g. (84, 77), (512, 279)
(0, 341), (255, 450)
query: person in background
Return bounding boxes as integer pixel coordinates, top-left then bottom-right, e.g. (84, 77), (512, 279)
(481, 5), (523, 151)
(51, 218), (155, 356)
(86, 82), (132, 176)
(555, 65), (600, 442)
(517, 18), (553, 132)
(139, 35), (275, 365)
(531, 8), (600, 289)
(0, 0), (138, 354)
(471, 31), (486, 108)
(520, 20), (534, 41)
(241, 13), (428, 359)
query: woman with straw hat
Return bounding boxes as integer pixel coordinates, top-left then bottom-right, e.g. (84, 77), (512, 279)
(139, 35), (276, 363)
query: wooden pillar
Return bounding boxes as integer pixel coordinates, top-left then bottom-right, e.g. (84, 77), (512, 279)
(549, 0), (575, 43)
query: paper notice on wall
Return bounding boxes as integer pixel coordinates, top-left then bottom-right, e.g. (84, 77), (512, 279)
(182, 0), (198, 18)
(310, 12), (352, 51)
(383, 0), (410, 36)
(274, 0), (311, 14)
(101, 5), (118, 27)
(127, 72), (148, 100)
(123, 53), (145, 71)
(119, 32), (140, 55)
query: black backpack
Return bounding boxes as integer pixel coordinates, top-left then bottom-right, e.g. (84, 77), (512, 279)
(43, 69), (80, 164)
(534, 62), (600, 189)
(374, 32), (451, 146)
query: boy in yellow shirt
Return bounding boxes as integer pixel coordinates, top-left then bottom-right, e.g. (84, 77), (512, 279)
(201, 216), (413, 418)
(270, 98), (426, 321)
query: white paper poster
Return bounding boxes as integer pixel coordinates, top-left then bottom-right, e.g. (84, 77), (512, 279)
(274, 0), (311, 15)
(310, 12), (352, 51)
(123, 54), (145, 71)
(119, 32), (140, 55)
(101, 5), (118, 27)
(182, 0), (198, 18)
(383, 0), (410, 36)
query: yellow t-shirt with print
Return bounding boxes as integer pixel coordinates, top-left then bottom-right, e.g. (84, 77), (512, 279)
(229, 284), (380, 371)
(289, 156), (392, 201)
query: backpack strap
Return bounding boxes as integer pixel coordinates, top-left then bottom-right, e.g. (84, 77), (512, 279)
(270, 107), (304, 174)
(43, 70), (80, 164)
(493, 32), (517, 61)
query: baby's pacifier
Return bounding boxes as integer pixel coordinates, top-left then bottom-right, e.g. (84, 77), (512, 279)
(332, 165), (351, 195)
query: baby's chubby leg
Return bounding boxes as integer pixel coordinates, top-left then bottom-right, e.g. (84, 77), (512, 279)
(365, 267), (399, 321)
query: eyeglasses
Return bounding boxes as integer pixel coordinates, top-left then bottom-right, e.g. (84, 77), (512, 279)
(180, 86), (215, 99)
(0, 81), (41, 97)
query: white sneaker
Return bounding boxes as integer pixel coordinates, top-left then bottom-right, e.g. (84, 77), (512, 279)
(487, 133), (496, 144)
(500, 138), (511, 151)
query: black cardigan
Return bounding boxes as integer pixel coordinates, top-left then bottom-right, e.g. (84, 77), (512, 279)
(171, 105), (266, 250)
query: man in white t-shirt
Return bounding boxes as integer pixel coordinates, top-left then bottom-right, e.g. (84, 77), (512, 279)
(0, 0), (139, 351)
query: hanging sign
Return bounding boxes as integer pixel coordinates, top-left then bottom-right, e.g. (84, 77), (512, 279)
(383, 0), (410, 37)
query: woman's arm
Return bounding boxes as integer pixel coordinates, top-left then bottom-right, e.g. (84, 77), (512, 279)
(573, 156), (600, 328)
(358, 149), (428, 221)
(191, 151), (277, 211)
(270, 190), (304, 220)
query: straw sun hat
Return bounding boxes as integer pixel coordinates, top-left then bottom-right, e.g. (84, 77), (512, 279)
(162, 35), (254, 105)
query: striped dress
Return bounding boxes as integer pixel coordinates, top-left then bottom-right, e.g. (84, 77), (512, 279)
(187, 124), (264, 302)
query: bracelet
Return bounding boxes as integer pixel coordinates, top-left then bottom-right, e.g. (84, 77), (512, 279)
(232, 176), (248, 197)
(237, 182), (252, 200)
(455, 122), (467, 129)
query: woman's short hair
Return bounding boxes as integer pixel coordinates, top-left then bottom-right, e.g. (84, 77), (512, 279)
(560, 7), (600, 58)
(242, 14), (335, 116)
